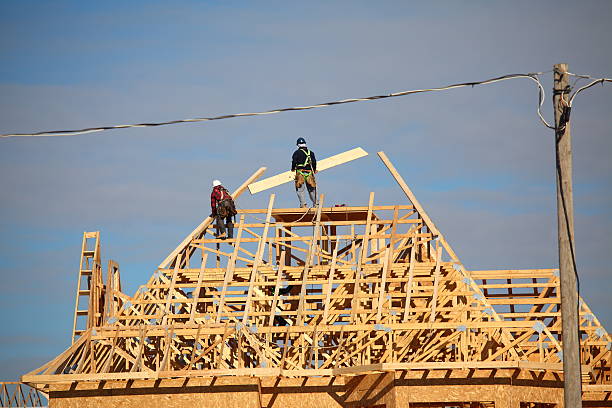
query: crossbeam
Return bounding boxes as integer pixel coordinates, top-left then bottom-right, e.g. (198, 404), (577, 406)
(247, 147), (368, 194)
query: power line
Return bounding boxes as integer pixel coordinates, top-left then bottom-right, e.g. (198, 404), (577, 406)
(565, 73), (612, 106)
(1, 72), (554, 139)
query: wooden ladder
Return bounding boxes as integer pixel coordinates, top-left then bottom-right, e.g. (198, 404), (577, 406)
(71, 231), (102, 344)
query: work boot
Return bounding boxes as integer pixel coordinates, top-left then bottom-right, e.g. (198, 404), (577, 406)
(301, 203), (308, 208)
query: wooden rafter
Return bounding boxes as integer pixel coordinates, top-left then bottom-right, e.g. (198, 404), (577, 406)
(22, 152), (609, 399)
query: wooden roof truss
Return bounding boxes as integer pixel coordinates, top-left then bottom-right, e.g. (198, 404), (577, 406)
(22, 152), (610, 390)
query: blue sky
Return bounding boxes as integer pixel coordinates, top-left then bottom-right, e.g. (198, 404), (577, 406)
(1, 0), (611, 380)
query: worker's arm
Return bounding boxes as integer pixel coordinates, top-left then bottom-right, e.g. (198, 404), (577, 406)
(210, 190), (218, 216)
(291, 150), (299, 171)
(311, 151), (317, 172)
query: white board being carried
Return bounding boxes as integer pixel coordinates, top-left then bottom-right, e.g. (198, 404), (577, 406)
(247, 147), (369, 195)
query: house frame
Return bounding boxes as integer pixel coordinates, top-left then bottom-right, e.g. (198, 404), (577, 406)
(21, 151), (610, 407)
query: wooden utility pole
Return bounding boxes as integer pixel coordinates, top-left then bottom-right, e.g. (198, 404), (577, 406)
(553, 63), (582, 407)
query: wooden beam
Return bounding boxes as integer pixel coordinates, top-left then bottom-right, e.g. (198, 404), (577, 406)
(429, 245), (443, 324)
(268, 250), (287, 327)
(188, 253), (208, 324)
(377, 151), (440, 237)
(322, 245), (339, 325)
(377, 150), (514, 338)
(352, 192), (374, 324)
(158, 167), (266, 269)
(376, 248), (391, 322)
(297, 195), (325, 325)
(553, 62), (582, 408)
(216, 216), (245, 323)
(402, 238), (416, 322)
(242, 194), (275, 324)
(248, 147), (368, 194)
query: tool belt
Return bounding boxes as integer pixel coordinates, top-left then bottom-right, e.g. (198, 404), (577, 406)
(295, 169), (316, 188)
(216, 198), (236, 218)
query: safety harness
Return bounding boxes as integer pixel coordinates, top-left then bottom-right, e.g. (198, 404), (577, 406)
(296, 148), (313, 179)
(216, 186), (237, 219)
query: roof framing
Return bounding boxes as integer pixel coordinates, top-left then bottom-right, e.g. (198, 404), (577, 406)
(22, 151), (610, 400)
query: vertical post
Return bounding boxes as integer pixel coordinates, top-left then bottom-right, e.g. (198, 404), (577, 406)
(553, 62), (582, 408)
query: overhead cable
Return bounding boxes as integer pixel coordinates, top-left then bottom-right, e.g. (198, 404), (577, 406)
(1, 71), (554, 139)
(565, 73), (612, 106)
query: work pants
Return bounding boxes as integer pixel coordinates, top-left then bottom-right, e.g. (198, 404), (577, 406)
(215, 215), (234, 239)
(295, 171), (317, 207)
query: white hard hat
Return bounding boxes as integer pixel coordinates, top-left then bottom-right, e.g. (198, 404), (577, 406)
(212, 180), (222, 187)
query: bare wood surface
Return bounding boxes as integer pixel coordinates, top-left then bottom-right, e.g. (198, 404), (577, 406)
(247, 147), (368, 194)
(158, 167), (266, 269)
(24, 156), (609, 407)
(554, 62), (582, 408)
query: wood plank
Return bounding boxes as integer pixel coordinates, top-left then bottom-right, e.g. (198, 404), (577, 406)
(188, 253), (208, 324)
(297, 195), (325, 325)
(322, 245), (339, 325)
(402, 241), (416, 322)
(24, 360), (578, 383)
(86, 320), (538, 340)
(376, 248), (391, 322)
(216, 216), (245, 323)
(248, 147), (368, 194)
(268, 250), (286, 326)
(158, 167), (266, 269)
(242, 194), (275, 323)
(351, 192), (374, 324)
(378, 150), (517, 352)
(377, 151), (440, 237)
(162, 254), (182, 325)
(429, 245), (443, 324)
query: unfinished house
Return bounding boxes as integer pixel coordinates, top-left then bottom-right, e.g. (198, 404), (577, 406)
(21, 150), (611, 407)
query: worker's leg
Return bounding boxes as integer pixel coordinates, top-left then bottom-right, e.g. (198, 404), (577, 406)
(226, 216), (234, 239)
(306, 184), (317, 206)
(215, 215), (226, 238)
(295, 172), (307, 208)
(296, 184), (308, 208)
(305, 173), (317, 206)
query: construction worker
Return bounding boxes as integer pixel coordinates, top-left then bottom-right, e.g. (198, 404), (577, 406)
(210, 180), (237, 240)
(292, 137), (317, 208)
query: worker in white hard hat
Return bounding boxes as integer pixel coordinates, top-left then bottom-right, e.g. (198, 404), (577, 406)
(292, 137), (317, 208)
(210, 180), (236, 240)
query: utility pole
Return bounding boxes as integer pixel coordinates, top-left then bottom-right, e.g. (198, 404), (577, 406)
(553, 63), (582, 407)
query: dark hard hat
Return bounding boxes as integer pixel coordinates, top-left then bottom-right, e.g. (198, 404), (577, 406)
(296, 137), (306, 145)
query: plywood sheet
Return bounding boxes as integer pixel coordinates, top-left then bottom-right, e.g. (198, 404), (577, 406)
(248, 147), (368, 194)
(49, 378), (261, 408)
